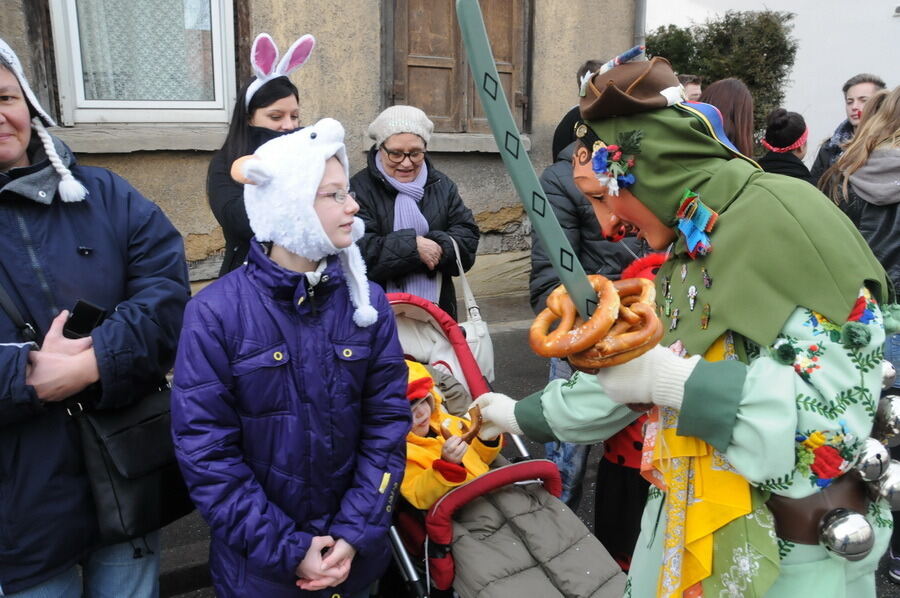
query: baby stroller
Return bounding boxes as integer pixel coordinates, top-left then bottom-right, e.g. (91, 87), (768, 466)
(383, 292), (626, 598)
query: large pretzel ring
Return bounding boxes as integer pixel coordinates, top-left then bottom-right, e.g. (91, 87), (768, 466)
(440, 406), (483, 444)
(531, 276), (661, 369)
(529, 275), (620, 357)
(568, 302), (664, 369)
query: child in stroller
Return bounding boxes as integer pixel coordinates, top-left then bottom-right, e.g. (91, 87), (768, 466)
(385, 293), (626, 598)
(403, 360), (502, 510)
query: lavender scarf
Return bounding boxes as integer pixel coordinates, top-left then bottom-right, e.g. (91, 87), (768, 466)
(376, 155), (439, 302)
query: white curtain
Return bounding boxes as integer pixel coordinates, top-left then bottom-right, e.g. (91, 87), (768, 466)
(76, 0), (214, 102)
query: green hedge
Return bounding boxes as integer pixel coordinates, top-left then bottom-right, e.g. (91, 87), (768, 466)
(646, 10), (799, 153)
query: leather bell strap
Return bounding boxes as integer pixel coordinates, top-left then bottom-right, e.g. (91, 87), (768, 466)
(766, 472), (868, 545)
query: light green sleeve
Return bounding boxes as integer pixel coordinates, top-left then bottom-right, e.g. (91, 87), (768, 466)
(722, 298), (885, 498)
(516, 370), (640, 444)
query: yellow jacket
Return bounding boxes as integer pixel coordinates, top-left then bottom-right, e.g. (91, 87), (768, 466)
(402, 386), (501, 510)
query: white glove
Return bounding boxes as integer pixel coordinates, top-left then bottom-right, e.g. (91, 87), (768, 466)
(473, 392), (522, 438)
(594, 345), (700, 409)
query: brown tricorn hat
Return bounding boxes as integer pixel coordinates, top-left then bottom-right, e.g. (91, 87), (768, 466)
(580, 57), (681, 120)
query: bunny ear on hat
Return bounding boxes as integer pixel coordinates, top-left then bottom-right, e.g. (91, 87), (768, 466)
(250, 33), (279, 79)
(275, 35), (315, 77)
(245, 33), (316, 109)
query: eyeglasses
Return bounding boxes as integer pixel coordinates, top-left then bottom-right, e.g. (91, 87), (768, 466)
(381, 145), (426, 164)
(315, 189), (357, 204)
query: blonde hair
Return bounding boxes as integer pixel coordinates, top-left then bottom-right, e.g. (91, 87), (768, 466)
(821, 86), (900, 203)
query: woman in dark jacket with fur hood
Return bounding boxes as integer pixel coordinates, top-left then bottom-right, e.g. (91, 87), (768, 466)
(350, 106), (480, 321)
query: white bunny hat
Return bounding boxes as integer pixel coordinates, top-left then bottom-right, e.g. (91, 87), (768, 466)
(245, 33), (315, 109)
(0, 37), (87, 202)
(233, 118), (378, 327)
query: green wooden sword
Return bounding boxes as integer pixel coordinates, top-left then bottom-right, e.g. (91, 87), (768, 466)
(455, 0), (597, 319)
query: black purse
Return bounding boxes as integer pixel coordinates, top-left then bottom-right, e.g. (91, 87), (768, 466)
(0, 284), (194, 545)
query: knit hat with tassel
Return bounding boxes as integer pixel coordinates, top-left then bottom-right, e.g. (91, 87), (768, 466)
(0, 38), (87, 202)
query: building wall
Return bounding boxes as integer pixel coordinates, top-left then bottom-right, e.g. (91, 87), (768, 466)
(3, 0), (634, 286)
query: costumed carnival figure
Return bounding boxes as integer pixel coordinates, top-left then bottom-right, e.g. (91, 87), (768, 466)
(475, 49), (900, 597)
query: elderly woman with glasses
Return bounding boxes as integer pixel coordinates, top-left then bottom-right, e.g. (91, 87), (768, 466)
(350, 105), (480, 320)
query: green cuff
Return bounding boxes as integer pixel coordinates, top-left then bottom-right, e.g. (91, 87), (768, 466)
(676, 359), (747, 453)
(514, 391), (557, 443)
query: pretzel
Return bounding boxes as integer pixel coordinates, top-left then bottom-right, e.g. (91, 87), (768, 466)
(529, 275), (620, 357)
(568, 303), (664, 369)
(440, 405), (483, 444)
(531, 275), (662, 369)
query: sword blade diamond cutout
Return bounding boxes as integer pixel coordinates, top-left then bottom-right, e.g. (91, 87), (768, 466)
(482, 72), (498, 101)
(504, 131), (520, 159)
(560, 248), (574, 272)
(532, 191), (546, 217)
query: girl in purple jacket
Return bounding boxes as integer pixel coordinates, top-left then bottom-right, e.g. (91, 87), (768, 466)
(171, 118), (411, 597)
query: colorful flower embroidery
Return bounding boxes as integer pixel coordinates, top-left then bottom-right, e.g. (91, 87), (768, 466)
(803, 310), (843, 343)
(848, 294), (876, 324)
(771, 335), (826, 382)
(794, 429), (857, 488)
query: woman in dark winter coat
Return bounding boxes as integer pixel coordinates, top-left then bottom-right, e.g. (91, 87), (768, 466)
(350, 105), (480, 321)
(207, 33), (314, 275)
(757, 108), (815, 185)
(0, 38), (189, 597)
(172, 119), (410, 598)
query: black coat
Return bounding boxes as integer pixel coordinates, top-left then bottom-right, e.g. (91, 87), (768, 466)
(757, 151), (815, 186)
(350, 149), (480, 320)
(529, 142), (643, 314)
(810, 119), (854, 186)
(207, 127), (284, 276)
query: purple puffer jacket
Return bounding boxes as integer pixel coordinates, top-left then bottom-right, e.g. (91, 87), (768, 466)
(171, 241), (410, 597)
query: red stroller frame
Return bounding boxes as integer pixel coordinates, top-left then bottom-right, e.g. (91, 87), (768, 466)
(385, 293), (561, 597)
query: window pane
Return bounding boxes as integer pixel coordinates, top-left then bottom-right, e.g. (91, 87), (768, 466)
(75, 0), (215, 101)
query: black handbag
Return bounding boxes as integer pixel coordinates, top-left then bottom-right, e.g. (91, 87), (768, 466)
(0, 283), (194, 545)
(68, 386), (195, 545)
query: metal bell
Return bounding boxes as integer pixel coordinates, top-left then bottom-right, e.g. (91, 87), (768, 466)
(818, 507), (875, 561)
(856, 437), (890, 481)
(885, 360), (897, 390)
(874, 395), (900, 447)
(878, 460), (900, 510)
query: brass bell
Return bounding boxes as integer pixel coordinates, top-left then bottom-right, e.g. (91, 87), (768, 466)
(818, 507), (875, 561)
(856, 437), (890, 482)
(877, 460), (900, 510)
(874, 395), (900, 447)
(885, 360), (897, 390)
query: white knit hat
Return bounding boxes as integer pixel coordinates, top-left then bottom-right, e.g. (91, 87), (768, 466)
(0, 38), (87, 202)
(366, 105), (434, 147)
(234, 118), (378, 327)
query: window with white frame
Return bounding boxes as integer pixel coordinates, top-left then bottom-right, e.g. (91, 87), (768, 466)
(48, 0), (235, 125)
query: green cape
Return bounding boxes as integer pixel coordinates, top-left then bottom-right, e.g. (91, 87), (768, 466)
(586, 107), (891, 355)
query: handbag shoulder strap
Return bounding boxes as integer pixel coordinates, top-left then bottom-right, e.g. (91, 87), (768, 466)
(448, 237), (482, 322)
(0, 282), (37, 343)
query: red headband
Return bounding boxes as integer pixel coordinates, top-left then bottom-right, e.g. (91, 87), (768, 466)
(761, 127), (808, 153)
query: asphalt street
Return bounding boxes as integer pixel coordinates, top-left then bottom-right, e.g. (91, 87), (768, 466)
(160, 295), (900, 596)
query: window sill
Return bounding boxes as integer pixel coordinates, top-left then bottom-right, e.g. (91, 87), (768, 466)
(362, 131), (531, 154)
(52, 124), (229, 153)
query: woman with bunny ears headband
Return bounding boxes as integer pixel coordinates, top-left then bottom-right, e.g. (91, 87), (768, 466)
(208, 32), (315, 275)
(172, 118), (411, 597)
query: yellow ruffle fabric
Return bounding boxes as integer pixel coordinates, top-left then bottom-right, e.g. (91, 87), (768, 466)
(641, 335), (751, 597)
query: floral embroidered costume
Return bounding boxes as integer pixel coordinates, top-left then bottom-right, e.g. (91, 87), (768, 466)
(493, 54), (897, 597)
(402, 361), (502, 510)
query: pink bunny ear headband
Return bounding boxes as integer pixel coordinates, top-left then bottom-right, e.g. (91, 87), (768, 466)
(244, 33), (315, 109)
